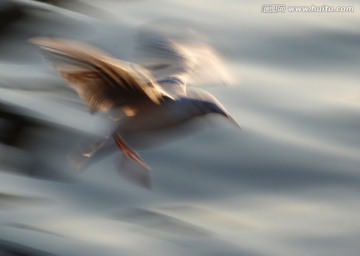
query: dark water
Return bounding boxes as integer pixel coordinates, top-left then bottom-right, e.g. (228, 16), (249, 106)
(0, 0), (359, 255)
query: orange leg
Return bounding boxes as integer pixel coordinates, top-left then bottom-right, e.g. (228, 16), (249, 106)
(114, 134), (150, 170)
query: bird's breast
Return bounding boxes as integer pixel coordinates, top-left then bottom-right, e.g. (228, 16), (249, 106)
(118, 99), (201, 134)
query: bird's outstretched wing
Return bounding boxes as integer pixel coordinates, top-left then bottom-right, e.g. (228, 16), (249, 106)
(30, 37), (170, 114)
(134, 22), (234, 98)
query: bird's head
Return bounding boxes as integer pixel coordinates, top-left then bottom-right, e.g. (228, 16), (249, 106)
(191, 99), (240, 128)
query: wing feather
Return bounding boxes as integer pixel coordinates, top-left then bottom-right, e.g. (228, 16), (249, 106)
(30, 37), (170, 113)
(134, 22), (234, 98)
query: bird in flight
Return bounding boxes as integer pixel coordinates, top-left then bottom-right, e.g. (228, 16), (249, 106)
(30, 25), (238, 179)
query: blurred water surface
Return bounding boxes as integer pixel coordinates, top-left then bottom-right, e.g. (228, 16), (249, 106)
(0, 0), (359, 255)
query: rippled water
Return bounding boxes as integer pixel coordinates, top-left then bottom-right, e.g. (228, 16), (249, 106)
(0, 0), (359, 255)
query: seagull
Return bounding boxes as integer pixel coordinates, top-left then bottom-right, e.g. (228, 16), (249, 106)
(30, 26), (239, 173)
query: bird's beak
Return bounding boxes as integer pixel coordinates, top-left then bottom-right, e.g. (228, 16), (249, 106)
(226, 114), (241, 129)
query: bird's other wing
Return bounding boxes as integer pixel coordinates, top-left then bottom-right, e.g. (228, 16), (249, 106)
(30, 37), (171, 114)
(134, 30), (189, 98)
(133, 20), (234, 98)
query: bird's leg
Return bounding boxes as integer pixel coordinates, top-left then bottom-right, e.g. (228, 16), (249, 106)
(113, 133), (151, 170)
(68, 136), (114, 171)
(82, 137), (110, 158)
